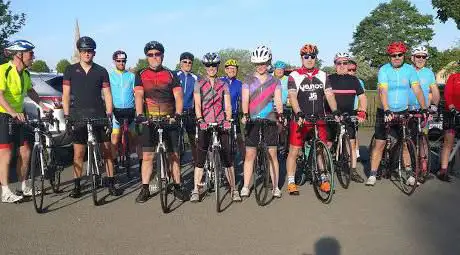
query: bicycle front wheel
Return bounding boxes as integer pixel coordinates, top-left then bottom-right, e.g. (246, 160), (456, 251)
(89, 145), (101, 206)
(312, 140), (335, 204)
(396, 138), (418, 195)
(213, 149), (223, 212)
(158, 150), (170, 213)
(253, 147), (270, 206)
(31, 144), (45, 213)
(336, 134), (352, 189)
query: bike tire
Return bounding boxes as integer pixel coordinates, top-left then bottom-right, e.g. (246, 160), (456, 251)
(158, 150), (170, 213)
(123, 130), (131, 179)
(418, 133), (431, 181)
(253, 147), (271, 206)
(312, 140), (335, 204)
(88, 145), (99, 206)
(295, 143), (308, 186)
(396, 138), (418, 196)
(31, 144), (45, 213)
(49, 150), (61, 193)
(213, 149), (223, 212)
(336, 134), (352, 189)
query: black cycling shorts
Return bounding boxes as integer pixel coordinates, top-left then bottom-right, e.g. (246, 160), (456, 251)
(245, 121), (278, 147)
(0, 113), (28, 149)
(195, 129), (232, 168)
(141, 124), (180, 153)
(374, 108), (407, 140)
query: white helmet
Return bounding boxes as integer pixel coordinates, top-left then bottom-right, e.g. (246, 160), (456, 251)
(5, 40), (35, 52)
(334, 52), (350, 62)
(251, 45), (272, 64)
(411, 45), (429, 57)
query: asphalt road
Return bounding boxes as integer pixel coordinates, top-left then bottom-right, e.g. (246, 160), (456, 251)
(1, 129), (459, 255)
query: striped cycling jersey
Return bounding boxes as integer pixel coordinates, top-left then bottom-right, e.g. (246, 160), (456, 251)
(243, 74), (281, 121)
(194, 77), (229, 124)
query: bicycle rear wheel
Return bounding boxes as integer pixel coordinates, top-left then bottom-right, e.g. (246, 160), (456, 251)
(295, 143), (309, 186)
(213, 149), (223, 212)
(158, 150), (170, 213)
(336, 134), (352, 189)
(31, 144), (45, 213)
(253, 147), (270, 206)
(396, 138), (418, 195)
(312, 140), (335, 204)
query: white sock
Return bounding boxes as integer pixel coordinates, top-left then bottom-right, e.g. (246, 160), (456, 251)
(288, 176), (295, 184)
(21, 181), (27, 191)
(2, 185), (11, 194)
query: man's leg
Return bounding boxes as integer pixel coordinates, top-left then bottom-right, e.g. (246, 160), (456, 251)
(268, 147), (280, 197)
(0, 146), (21, 202)
(439, 130), (455, 181)
(350, 129), (364, 183)
(17, 143), (32, 195)
(69, 143), (86, 198)
(241, 147), (256, 197)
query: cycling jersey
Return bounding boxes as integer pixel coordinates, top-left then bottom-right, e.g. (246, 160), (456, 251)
(220, 76), (242, 115)
(288, 68), (331, 115)
(408, 67), (436, 110)
(243, 74), (281, 121)
(175, 70), (198, 110)
(444, 73), (460, 110)
(63, 63), (110, 118)
(0, 61), (32, 113)
(377, 63), (419, 112)
(109, 69), (135, 109)
(328, 74), (364, 114)
(279, 75), (289, 105)
(194, 77), (229, 124)
(134, 67), (181, 116)
(354, 79), (365, 110)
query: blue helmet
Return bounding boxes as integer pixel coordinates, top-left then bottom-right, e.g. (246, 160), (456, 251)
(273, 60), (287, 69)
(6, 40), (35, 52)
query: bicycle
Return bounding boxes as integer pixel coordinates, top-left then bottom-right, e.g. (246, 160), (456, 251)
(331, 113), (356, 189)
(295, 115), (335, 204)
(138, 115), (179, 213)
(368, 114), (418, 195)
(197, 121), (234, 212)
(408, 110), (431, 183)
(21, 110), (62, 213)
(248, 118), (278, 206)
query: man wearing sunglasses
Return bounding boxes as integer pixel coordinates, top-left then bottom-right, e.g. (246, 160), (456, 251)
(109, 50), (142, 174)
(366, 41), (428, 186)
(327, 52), (367, 183)
(62, 36), (120, 197)
(348, 59), (366, 162)
(0, 40), (50, 203)
(175, 52), (198, 165)
(286, 43), (339, 195)
(134, 41), (187, 203)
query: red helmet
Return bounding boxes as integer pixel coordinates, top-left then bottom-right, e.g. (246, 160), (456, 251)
(387, 41), (407, 55)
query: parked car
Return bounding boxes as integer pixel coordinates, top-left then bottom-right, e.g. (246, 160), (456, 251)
(24, 72), (73, 146)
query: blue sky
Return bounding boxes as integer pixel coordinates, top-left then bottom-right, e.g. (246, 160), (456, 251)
(11, 0), (460, 71)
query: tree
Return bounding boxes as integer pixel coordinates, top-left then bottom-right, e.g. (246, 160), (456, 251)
(321, 66), (335, 75)
(432, 0), (460, 29)
(30, 60), (50, 73)
(0, 0), (26, 63)
(56, 59), (70, 73)
(133, 58), (148, 72)
(350, 0), (434, 67)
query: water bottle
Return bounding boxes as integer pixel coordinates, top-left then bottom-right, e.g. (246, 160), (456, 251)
(305, 143), (311, 158)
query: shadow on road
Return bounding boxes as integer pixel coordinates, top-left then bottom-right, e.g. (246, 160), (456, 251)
(301, 236), (341, 255)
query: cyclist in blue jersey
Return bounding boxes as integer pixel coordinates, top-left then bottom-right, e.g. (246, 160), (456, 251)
(220, 59), (244, 162)
(348, 59), (366, 161)
(175, 52), (198, 163)
(366, 42), (428, 186)
(110, 50), (141, 177)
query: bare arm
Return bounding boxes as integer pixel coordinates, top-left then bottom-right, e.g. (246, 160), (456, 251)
(194, 92), (202, 119)
(412, 85), (427, 109)
(288, 91), (301, 114)
(274, 89), (283, 114)
(224, 93), (232, 120)
(242, 88), (249, 114)
(27, 88), (46, 109)
(357, 94), (367, 112)
(325, 89), (337, 112)
(429, 85), (440, 106)
(173, 88), (183, 114)
(134, 89), (144, 116)
(379, 87), (390, 111)
(62, 85), (70, 115)
(102, 87), (113, 114)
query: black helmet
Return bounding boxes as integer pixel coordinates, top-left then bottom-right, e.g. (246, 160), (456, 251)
(144, 41), (164, 55)
(76, 36), (96, 50)
(112, 50), (127, 60)
(180, 52), (194, 61)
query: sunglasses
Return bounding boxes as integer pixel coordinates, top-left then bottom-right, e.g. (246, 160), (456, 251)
(181, 60), (192, 64)
(414, 55), (427, 59)
(146, 52), (163, 58)
(302, 54), (317, 60)
(116, 59), (127, 63)
(80, 49), (95, 54)
(390, 53), (404, 58)
(205, 64), (218, 68)
(348, 68), (357, 72)
(335, 61), (348, 66)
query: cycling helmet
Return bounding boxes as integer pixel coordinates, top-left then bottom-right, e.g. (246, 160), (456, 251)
(300, 44), (319, 56)
(251, 45), (272, 64)
(225, 59), (238, 67)
(411, 45), (429, 57)
(76, 36), (96, 50)
(334, 52), (351, 62)
(180, 52), (194, 61)
(144, 41), (164, 55)
(112, 50), (127, 60)
(5, 40), (35, 52)
(202, 52), (221, 65)
(387, 41), (407, 54)
(273, 60), (287, 69)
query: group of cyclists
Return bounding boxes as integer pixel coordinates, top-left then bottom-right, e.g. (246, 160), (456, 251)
(0, 36), (459, 205)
